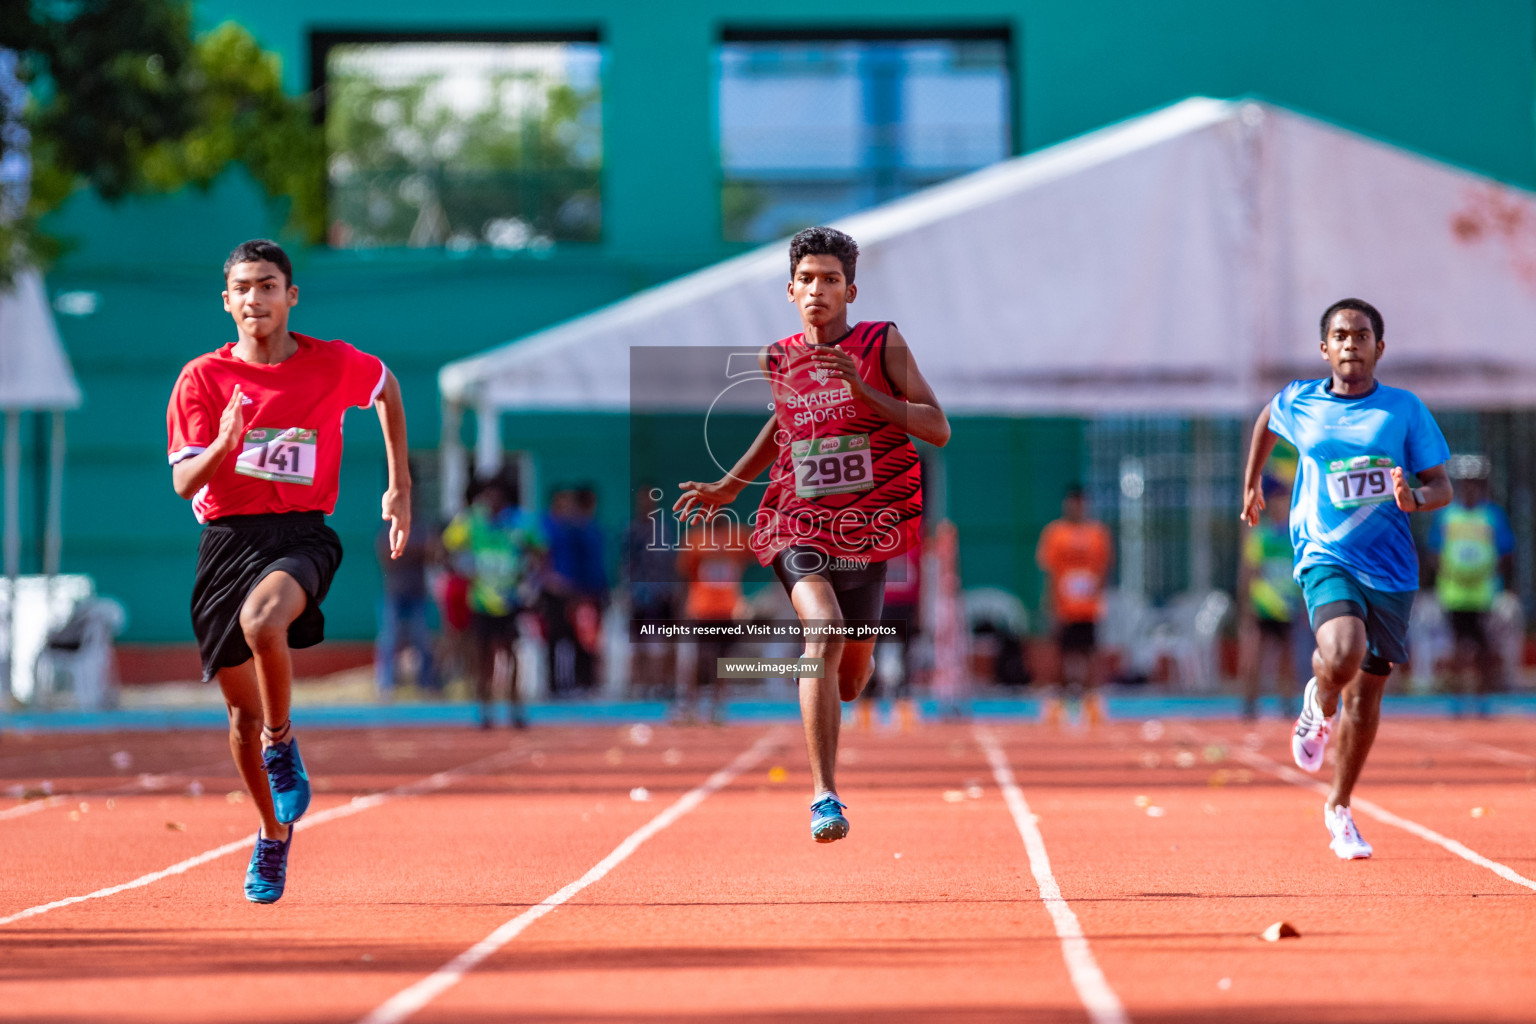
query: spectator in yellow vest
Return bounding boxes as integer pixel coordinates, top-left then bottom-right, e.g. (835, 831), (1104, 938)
(1237, 475), (1310, 720)
(1427, 456), (1515, 713)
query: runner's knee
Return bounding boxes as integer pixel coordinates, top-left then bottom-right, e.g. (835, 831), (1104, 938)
(839, 654), (874, 702)
(840, 668), (873, 703)
(226, 703), (262, 745)
(804, 640), (845, 667)
(1315, 644), (1362, 683)
(240, 597), (292, 653)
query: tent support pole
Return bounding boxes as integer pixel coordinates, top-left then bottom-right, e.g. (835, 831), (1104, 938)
(440, 401), (467, 520)
(474, 399), (503, 478)
(45, 411), (62, 576)
(3, 410), (18, 705)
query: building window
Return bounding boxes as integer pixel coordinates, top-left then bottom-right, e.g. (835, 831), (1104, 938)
(717, 31), (1012, 243)
(319, 34), (602, 250)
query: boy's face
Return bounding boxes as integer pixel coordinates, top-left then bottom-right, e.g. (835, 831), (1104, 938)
(787, 254), (854, 328)
(1320, 308), (1382, 382)
(224, 260), (297, 339)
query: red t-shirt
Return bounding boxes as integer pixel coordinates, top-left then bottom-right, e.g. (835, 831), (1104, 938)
(167, 333), (386, 523)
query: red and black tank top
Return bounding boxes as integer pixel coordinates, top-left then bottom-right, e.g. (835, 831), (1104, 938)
(749, 321), (923, 567)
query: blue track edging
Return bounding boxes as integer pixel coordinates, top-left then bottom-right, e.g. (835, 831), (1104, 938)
(3, 692), (1535, 733)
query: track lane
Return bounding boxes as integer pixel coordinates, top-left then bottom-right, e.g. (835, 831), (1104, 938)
(987, 719), (1536, 1024)
(0, 726), (778, 1024)
(409, 723), (1092, 1023)
(2, 717), (1532, 1023)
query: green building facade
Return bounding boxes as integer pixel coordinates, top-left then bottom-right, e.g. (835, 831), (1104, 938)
(31, 1), (1536, 646)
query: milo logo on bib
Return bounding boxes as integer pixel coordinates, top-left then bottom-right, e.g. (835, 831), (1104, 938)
(1324, 455), (1395, 509)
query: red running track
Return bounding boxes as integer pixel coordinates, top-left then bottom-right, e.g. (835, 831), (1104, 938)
(0, 716), (1532, 1023)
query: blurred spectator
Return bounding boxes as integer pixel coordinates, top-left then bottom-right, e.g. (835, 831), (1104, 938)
(375, 480), (439, 698)
(541, 486), (609, 696)
(675, 517), (752, 724)
(1237, 474), (1308, 720)
(1036, 484), (1113, 727)
(443, 475), (546, 728)
(624, 486), (682, 697)
(1428, 456), (1516, 713)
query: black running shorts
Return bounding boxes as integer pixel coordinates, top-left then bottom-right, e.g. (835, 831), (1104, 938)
(191, 511), (343, 681)
(1057, 620), (1097, 654)
(771, 544), (889, 624)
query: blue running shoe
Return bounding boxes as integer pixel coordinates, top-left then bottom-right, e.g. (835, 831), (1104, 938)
(810, 794), (849, 843)
(263, 738), (311, 824)
(244, 828), (292, 904)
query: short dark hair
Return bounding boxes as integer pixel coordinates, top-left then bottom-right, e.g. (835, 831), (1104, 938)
(1064, 483), (1085, 501)
(224, 238), (293, 288)
(789, 226), (859, 284)
(1320, 298), (1383, 341)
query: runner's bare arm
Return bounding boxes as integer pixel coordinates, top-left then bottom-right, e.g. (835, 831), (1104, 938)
(675, 347), (783, 522)
(675, 412), (780, 523)
(1240, 405), (1280, 527)
(172, 386), (244, 499)
(1394, 462), (1452, 514)
(811, 326), (950, 446)
(375, 369), (412, 559)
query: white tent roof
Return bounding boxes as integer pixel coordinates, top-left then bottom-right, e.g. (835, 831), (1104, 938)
(441, 97), (1536, 415)
(0, 270), (80, 411)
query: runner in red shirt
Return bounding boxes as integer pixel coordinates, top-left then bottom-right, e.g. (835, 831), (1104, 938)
(166, 239), (411, 903)
(675, 227), (950, 843)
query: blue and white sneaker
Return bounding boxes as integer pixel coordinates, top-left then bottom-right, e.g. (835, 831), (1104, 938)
(810, 794), (850, 843)
(244, 828), (293, 904)
(263, 738), (311, 824)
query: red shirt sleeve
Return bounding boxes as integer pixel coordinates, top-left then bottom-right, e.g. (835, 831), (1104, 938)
(335, 341), (387, 409)
(167, 367), (216, 466)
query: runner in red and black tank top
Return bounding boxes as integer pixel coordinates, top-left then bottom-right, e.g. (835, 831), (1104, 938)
(752, 320), (922, 568)
(675, 227), (950, 845)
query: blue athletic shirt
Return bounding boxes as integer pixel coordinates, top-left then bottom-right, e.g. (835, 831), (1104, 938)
(1267, 379), (1449, 593)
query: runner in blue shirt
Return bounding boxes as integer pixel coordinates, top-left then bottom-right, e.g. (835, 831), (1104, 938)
(1241, 298), (1452, 861)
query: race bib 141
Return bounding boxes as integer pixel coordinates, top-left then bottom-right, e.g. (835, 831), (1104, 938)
(236, 427), (317, 485)
(1324, 455), (1395, 509)
(792, 433), (875, 498)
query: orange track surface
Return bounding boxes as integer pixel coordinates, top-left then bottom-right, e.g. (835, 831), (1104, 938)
(1, 717), (1532, 1022)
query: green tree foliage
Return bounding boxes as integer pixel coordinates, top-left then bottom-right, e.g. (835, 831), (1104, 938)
(325, 47), (601, 248)
(0, 0), (322, 282)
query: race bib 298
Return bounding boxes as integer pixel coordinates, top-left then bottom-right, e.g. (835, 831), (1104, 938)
(792, 433), (875, 498)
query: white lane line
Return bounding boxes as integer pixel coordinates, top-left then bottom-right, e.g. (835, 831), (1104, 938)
(974, 726), (1130, 1024)
(2, 758), (235, 823)
(0, 796), (65, 822)
(358, 729), (784, 1024)
(1390, 723), (1536, 768)
(1187, 727), (1536, 894)
(0, 744), (532, 927)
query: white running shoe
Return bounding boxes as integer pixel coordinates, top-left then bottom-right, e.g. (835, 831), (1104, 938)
(1325, 803), (1373, 860)
(1291, 677), (1332, 772)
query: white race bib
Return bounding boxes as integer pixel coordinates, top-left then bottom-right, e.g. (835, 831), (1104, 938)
(1324, 455), (1394, 509)
(236, 428), (317, 485)
(792, 434), (875, 498)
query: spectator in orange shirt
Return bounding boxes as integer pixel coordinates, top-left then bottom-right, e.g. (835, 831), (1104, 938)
(1036, 484), (1114, 726)
(675, 518), (753, 724)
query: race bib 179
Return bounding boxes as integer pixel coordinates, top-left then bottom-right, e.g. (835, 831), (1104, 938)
(236, 427), (317, 485)
(1324, 455), (1395, 509)
(792, 433), (875, 498)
